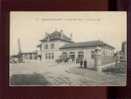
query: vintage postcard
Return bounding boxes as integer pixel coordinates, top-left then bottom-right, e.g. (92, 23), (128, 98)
(9, 11), (127, 86)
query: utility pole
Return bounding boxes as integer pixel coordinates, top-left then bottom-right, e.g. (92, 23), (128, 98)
(17, 38), (23, 63)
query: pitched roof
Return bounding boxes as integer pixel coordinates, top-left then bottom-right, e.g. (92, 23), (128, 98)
(40, 30), (73, 42)
(60, 40), (115, 49)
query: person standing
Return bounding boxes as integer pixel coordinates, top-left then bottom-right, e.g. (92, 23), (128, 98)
(84, 59), (87, 69)
(80, 59), (83, 68)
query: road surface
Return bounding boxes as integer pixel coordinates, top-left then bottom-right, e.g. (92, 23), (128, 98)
(10, 62), (126, 86)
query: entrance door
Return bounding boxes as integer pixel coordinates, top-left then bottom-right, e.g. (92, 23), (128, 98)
(69, 52), (75, 62)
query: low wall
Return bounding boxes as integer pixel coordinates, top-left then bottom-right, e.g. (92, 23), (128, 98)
(101, 56), (115, 65)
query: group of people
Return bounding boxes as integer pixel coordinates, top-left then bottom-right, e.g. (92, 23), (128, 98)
(80, 59), (87, 69)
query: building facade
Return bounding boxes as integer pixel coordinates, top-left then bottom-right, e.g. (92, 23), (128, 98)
(21, 52), (38, 62)
(10, 51), (38, 63)
(38, 30), (115, 68)
(38, 30), (73, 63)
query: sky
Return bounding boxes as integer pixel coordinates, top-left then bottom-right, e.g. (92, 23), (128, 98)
(10, 11), (127, 55)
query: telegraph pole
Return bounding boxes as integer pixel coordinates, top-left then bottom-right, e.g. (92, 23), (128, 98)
(17, 38), (23, 63)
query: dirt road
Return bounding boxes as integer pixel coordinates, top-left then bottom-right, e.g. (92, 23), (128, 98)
(10, 62), (126, 86)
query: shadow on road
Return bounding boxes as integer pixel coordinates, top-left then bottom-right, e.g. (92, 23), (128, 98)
(10, 73), (50, 85)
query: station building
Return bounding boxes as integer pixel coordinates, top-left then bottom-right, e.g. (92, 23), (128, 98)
(37, 30), (115, 67)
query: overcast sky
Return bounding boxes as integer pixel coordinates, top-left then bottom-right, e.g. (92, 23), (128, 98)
(10, 11), (127, 55)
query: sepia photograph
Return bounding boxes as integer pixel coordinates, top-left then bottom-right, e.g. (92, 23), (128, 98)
(9, 11), (127, 86)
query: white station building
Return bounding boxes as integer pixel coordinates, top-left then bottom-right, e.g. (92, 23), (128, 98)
(37, 30), (115, 67)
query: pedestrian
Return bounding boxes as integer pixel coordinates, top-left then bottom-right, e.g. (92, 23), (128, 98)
(80, 59), (83, 68)
(39, 55), (41, 61)
(84, 60), (87, 69)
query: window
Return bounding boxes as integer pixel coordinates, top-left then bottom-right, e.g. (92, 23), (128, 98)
(78, 51), (84, 59)
(70, 52), (75, 61)
(45, 53), (48, 59)
(91, 50), (95, 59)
(45, 53), (54, 60)
(34, 55), (37, 59)
(63, 52), (67, 58)
(48, 53), (51, 59)
(52, 53), (54, 59)
(45, 44), (48, 49)
(51, 43), (55, 49)
(30, 54), (32, 59)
